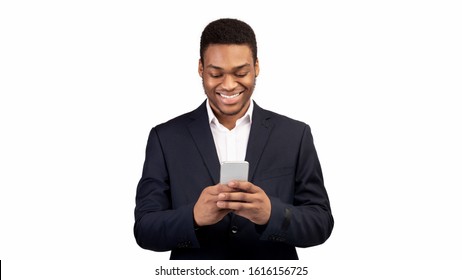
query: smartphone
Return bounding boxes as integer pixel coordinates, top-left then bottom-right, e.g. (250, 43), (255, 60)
(219, 161), (249, 184)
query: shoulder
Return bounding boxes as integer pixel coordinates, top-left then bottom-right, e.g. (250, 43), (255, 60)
(152, 101), (207, 133)
(254, 102), (310, 131)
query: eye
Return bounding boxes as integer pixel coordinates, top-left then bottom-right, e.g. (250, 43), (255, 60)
(235, 72), (249, 78)
(209, 73), (223, 78)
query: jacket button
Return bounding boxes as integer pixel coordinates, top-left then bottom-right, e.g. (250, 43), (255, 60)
(231, 226), (238, 234)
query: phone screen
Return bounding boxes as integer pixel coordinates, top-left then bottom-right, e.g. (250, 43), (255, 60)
(219, 161), (249, 184)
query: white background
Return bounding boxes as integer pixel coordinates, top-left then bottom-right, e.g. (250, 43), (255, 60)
(1, 0), (461, 279)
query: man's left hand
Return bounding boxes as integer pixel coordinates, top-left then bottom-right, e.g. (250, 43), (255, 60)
(216, 181), (271, 225)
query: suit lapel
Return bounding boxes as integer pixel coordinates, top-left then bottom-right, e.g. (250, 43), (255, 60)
(246, 102), (273, 181)
(187, 101), (273, 184)
(187, 101), (220, 184)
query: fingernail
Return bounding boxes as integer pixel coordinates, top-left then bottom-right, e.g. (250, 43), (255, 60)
(218, 193), (226, 199)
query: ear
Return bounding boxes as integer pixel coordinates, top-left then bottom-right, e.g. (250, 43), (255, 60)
(198, 59), (204, 78)
(254, 58), (260, 77)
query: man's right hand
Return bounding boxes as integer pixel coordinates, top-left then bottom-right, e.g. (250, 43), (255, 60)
(193, 184), (234, 227)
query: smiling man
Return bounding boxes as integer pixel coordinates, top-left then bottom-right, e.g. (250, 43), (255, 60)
(134, 18), (334, 260)
(200, 43), (258, 129)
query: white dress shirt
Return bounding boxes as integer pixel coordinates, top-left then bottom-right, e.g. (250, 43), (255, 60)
(206, 99), (253, 163)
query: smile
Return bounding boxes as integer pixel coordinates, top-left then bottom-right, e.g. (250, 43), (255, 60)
(219, 92), (242, 99)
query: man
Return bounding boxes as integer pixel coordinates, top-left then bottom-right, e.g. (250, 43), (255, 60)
(134, 18), (333, 260)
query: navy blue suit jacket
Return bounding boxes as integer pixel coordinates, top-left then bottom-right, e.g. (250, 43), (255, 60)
(134, 101), (333, 259)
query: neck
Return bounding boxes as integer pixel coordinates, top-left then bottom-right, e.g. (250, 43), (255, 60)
(217, 116), (238, 130)
(214, 102), (251, 130)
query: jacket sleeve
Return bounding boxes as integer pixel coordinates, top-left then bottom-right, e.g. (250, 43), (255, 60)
(133, 127), (200, 251)
(260, 125), (334, 247)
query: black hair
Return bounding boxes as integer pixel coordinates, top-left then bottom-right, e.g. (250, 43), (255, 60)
(200, 18), (258, 64)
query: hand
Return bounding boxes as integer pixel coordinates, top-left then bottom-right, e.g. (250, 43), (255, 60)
(216, 181), (271, 225)
(193, 184), (234, 227)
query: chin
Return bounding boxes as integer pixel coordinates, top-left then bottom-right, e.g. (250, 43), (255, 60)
(218, 107), (242, 116)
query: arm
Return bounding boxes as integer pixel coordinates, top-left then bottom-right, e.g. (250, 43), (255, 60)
(262, 124), (334, 247)
(133, 128), (199, 251)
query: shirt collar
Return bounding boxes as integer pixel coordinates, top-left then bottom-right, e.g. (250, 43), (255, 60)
(206, 99), (253, 127)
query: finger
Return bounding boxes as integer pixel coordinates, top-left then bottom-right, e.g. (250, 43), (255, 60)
(216, 200), (249, 211)
(217, 192), (250, 203)
(228, 181), (258, 193)
(208, 184), (235, 195)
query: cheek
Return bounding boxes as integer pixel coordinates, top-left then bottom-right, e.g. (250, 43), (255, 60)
(203, 79), (218, 92)
(243, 77), (256, 88)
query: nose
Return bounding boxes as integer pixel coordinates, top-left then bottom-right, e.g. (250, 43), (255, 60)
(221, 74), (238, 91)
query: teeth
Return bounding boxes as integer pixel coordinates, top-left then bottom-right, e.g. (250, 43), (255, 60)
(220, 93), (240, 99)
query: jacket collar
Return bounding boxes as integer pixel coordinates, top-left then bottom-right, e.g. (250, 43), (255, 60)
(187, 100), (273, 184)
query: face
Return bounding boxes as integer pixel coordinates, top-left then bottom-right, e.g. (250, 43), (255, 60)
(199, 44), (259, 126)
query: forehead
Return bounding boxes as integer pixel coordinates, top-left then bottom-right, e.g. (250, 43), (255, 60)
(203, 44), (253, 67)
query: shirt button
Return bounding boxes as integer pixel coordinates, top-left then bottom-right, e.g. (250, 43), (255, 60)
(231, 226), (238, 234)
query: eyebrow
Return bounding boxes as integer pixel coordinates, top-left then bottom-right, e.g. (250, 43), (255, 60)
(206, 63), (251, 71)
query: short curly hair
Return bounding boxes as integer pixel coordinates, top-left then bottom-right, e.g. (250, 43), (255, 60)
(200, 18), (258, 65)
